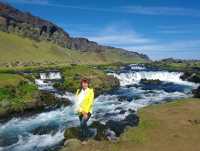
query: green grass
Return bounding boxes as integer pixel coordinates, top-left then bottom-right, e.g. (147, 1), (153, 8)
(146, 60), (200, 72)
(0, 73), (26, 87)
(0, 76), (39, 116)
(0, 31), (148, 68)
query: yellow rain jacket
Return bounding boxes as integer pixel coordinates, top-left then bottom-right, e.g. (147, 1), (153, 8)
(75, 88), (94, 114)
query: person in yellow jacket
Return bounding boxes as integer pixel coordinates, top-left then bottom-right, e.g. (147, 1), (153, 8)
(75, 78), (94, 141)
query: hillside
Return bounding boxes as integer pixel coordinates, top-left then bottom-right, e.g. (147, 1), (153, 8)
(0, 31), (148, 67)
(0, 2), (149, 67)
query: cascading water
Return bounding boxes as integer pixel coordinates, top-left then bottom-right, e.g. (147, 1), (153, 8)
(35, 72), (62, 91)
(40, 72), (61, 80)
(0, 65), (198, 151)
(109, 71), (198, 87)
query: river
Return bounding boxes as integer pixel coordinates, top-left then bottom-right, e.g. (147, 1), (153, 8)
(0, 64), (198, 151)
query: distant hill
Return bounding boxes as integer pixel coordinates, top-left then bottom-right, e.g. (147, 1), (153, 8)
(0, 2), (150, 67)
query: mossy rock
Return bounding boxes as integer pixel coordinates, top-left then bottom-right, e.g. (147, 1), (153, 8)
(64, 127), (80, 140)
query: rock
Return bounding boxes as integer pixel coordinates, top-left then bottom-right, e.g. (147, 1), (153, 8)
(128, 108), (136, 113)
(31, 125), (58, 135)
(105, 129), (118, 142)
(118, 96), (132, 102)
(192, 86), (200, 98)
(89, 121), (107, 140)
(105, 120), (125, 137)
(64, 127), (80, 140)
(140, 79), (162, 85)
(123, 113), (139, 127)
(181, 71), (200, 83)
(105, 114), (139, 137)
(119, 110), (126, 114)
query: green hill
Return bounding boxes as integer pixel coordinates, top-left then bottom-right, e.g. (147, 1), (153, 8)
(0, 31), (148, 67)
(0, 2), (149, 68)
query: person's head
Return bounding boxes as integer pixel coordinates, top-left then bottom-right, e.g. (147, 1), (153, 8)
(80, 78), (89, 90)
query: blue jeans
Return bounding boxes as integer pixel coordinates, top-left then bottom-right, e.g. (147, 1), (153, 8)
(79, 112), (91, 140)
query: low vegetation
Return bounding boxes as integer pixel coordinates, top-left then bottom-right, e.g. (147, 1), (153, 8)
(0, 78), (39, 118)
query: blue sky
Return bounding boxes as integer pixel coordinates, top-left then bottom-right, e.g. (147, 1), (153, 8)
(2, 0), (200, 60)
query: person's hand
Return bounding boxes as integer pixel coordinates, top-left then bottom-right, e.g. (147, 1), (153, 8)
(82, 112), (88, 119)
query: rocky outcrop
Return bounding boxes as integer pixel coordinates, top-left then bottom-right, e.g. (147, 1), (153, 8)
(63, 113), (139, 142)
(180, 71), (200, 83)
(0, 2), (149, 60)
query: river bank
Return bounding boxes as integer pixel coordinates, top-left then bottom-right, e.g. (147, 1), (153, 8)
(59, 98), (200, 151)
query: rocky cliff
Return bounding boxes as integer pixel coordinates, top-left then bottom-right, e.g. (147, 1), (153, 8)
(0, 2), (149, 61)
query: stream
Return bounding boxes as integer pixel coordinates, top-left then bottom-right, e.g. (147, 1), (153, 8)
(0, 64), (198, 151)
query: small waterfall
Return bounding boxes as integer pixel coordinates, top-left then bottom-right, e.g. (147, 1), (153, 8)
(109, 71), (198, 87)
(40, 72), (61, 80)
(129, 64), (146, 70)
(35, 72), (62, 91)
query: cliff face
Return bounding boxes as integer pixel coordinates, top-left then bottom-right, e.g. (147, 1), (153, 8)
(0, 2), (149, 60)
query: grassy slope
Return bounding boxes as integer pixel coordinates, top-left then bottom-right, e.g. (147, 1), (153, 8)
(0, 31), (147, 67)
(0, 73), (26, 87)
(61, 98), (200, 151)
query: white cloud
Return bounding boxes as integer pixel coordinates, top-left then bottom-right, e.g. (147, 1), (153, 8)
(84, 24), (200, 54)
(87, 25), (154, 46)
(125, 39), (200, 52)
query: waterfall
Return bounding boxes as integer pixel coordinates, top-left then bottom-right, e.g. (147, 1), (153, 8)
(129, 64), (146, 70)
(35, 72), (62, 91)
(40, 72), (61, 80)
(109, 71), (198, 87)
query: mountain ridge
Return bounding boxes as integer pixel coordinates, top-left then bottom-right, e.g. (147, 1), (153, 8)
(0, 2), (150, 67)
